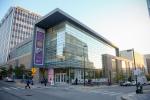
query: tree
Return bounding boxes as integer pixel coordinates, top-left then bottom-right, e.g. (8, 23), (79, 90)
(14, 66), (21, 78)
(1, 67), (7, 78)
(14, 64), (26, 79)
(20, 64), (25, 75)
(116, 72), (125, 82)
(7, 65), (13, 77)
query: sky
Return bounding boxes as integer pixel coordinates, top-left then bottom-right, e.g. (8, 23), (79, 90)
(0, 0), (150, 54)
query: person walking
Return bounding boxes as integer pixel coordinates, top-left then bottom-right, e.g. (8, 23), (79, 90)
(44, 78), (47, 86)
(25, 78), (31, 89)
(75, 78), (78, 85)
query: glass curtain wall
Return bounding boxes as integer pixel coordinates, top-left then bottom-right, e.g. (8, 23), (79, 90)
(45, 21), (116, 70)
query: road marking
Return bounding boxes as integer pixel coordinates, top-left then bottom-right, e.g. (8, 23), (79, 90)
(127, 92), (135, 97)
(90, 90), (122, 96)
(18, 87), (25, 89)
(10, 87), (18, 90)
(110, 92), (122, 96)
(2, 87), (11, 90)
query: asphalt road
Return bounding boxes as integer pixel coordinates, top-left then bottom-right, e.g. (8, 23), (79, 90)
(0, 80), (150, 100)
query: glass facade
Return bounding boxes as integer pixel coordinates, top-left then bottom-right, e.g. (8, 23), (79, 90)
(45, 21), (116, 69)
(9, 40), (32, 60)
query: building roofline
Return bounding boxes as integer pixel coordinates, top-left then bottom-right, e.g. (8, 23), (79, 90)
(102, 54), (133, 62)
(0, 6), (42, 27)
(35, 8), (118, 49)
(15, 6), (42, 17)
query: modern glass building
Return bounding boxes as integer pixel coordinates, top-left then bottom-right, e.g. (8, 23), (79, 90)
(33, 8), (119, 83)
(8, 37), (32, 69)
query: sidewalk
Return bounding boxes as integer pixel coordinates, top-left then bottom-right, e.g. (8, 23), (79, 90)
(121, 90), (150, 100)
(13, 79), (119, 90)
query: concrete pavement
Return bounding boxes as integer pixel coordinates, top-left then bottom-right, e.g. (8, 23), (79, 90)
(121, 90), (150, 100)
(1, 80), (150, 100)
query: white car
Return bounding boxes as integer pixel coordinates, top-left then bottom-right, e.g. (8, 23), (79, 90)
(122, 81), (131, 86)
(131, 81), (136, 86)
(4, 77), (14, 82)
(147, 81), (150, 85)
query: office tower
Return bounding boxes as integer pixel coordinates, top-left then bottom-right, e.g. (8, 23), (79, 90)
(0, 6), (41, 64)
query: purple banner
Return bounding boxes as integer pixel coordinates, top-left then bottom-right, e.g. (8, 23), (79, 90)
(34, 30), (45, 65)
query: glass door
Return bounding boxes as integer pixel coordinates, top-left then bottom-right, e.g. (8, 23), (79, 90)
(55, 73), (66, 83)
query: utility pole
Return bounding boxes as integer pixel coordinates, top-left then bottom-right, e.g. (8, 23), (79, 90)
(83, 45), (87, 86)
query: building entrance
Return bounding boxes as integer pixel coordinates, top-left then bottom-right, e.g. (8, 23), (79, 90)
(55, 73), (67, 83)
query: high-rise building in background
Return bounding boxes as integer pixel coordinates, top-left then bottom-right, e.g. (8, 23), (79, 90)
(120, 49), (147, 74)
(144, 54), (150, 75)
(147, 0), (150, 16)
(0, 6), (41, 64)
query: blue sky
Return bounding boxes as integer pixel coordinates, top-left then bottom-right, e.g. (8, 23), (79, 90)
(0, 0), (150, 54)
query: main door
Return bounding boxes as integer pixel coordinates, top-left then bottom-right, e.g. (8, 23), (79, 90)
(55, 73), (67, 83)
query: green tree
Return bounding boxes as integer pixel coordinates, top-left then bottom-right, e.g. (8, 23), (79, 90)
(1, 67), (7, 78)
(7, 65), (14, 77)
(14, 64), (26, 79)
(14, 66), (21, 78)
(117, 72), (125, 82)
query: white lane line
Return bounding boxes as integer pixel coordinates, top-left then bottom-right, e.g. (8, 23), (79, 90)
(19, 87), (25, 89)
(109, 92), (122, 96)
(91, 90), (122, 96)
(10, 87), (18, 90)
(102, 91), (122, 96)
(2, 87), (11, 90)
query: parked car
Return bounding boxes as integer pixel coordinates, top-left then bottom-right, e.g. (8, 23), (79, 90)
(120, 81), (131, 86)
(131, 81), (136, 86)
(147, 81), (150, 85)
(119, 81), (124, 86)
(4, 77), (14, 82)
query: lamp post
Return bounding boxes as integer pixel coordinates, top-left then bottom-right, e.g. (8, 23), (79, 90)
(83, 45), (87, 86)
(131, 49), (137, 84)
(127, 49), (136, 81)
(132, 49), (138, 91)
(128, 48), (139, 93)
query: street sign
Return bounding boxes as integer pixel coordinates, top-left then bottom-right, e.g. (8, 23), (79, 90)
(31, 68), (37, 75)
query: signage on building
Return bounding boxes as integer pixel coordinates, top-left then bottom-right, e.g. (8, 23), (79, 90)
(31, 67), (37, 76)
(33, 27), (45, 66)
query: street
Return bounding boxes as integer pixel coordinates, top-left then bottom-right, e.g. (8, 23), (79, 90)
(0, 80), (150, 100)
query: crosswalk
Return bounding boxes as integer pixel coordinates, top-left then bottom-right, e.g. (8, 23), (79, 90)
(0, 86), (54, 91)
(0, 86), (123, 96)
(0, 86), (25, 91)
(88, 90), (123, 96)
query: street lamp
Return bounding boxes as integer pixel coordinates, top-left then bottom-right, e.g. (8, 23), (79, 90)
(131, 49), (137, 84)
(83, 45), (87, 86)
(128, 48), (138, 92)
(132, 49), (138, 91)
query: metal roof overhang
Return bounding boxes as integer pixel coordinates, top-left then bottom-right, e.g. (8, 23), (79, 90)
(35, 8), (118, 49)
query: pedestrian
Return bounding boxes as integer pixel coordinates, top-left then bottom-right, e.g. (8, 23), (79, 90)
(75, 78), (78, 85)
(25, 78), (31, 89)
(44, 78), (47, 86)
